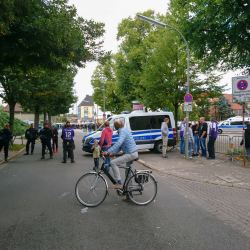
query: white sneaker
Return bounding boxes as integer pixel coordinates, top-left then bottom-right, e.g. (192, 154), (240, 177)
(190, 157), (192, 159)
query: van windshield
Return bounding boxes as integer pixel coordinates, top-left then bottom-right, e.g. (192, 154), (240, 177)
(97, 117), (113, 131)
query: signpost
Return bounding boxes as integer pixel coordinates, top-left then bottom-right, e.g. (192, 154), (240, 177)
(232, 75), (250, 166)
(184, 94), (193, 112)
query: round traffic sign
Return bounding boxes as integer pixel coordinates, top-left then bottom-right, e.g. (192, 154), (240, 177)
(237, 80), (248, 90)
(184, 94), (193, 102)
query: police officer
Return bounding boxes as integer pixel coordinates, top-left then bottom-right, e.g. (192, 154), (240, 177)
(0, 124), (13, 161)
(39, 123), (53, 159)
(24, 123), (38, 155)
(61, 121), (75, 163)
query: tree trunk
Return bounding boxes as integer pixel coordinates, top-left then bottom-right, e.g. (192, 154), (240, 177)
(174, 103), (179, 140)
(44, 108), (47, 124)
(34, 106), (40, 130)
(48, 112), (51, 128)
(9, 101), (16, 134)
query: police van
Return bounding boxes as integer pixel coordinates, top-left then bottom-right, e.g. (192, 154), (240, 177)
(218, 116), (250, 134)
(82, 111), (176, 153)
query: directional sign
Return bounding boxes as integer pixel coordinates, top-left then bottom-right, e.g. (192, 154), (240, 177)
(184, 102), (192, 112)
(184, 94), (193, 102)
(232, 75), (250, 103)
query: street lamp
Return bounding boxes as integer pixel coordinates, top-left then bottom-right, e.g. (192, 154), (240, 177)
(102, 76), (106, 124)
(137, 14), (190, 159)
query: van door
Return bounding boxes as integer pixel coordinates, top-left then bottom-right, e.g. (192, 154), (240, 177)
(129, 116), (151, 149)
(111, 117), (125, 144)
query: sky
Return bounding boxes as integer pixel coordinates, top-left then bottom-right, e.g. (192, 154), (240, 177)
(68, 0), (240, 111)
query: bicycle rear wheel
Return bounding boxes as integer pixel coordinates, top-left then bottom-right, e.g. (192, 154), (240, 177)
(126, 173), (157, 205)
(75, 173), (108, 207)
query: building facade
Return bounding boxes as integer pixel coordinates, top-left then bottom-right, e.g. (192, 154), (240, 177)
(78, 95), (95, 123)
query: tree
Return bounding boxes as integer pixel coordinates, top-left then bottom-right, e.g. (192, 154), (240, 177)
(213, 97), (232, 121)
(0, 0), (105, 132)
(168, 0), (250, 73)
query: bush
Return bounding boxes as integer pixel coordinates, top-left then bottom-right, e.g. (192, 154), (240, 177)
(0, 107), (29, 136)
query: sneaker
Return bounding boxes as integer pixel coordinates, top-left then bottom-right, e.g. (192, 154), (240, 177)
(31, 152), (33, 155)
(122, 195), (133, 202)
(71, 161), (75, 163)
(24, 152), (29, 155)
(56, 149), (58, 153)
(5, 158), (8, 161)
(41, 156), (45, 159)
(109, 183), (123, 189)
(162, 155), (168, 158)
(190, 156), (192, 159)
(61, 160), (67, 163)
(52, 150), (55, 154)
(50, 155), (53, 159)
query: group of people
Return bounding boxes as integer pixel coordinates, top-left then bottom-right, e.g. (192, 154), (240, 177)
(23, 122), (75, 163)
(161, 117), (218, 159)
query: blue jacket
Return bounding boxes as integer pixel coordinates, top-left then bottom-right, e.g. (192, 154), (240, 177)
(108, 127), (138, 155)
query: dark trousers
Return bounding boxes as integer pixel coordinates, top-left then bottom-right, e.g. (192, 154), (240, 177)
(42, 140), (52, 156)
(94, 158), (99, 169)
(207, 136), (216, 158)
(26, 139), (35, 153)
(0, 141), (9, 158)
(63, 149), (74, 162)
(52, 138), (58, 151)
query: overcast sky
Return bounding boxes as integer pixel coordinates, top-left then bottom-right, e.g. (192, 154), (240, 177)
(68, 0), (238, 108)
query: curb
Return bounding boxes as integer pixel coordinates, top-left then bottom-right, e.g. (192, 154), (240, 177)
(137, 159), (250, 191)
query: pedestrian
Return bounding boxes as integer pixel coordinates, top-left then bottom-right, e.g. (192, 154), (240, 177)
(61, 121), (75, 163)
(39, 123), (53, 159)
(92, 140), (101, 170)
(192, 121), (199, 156)
(198, 117), (208, 157)
(0, 124), (13, 161)
(207, 117), (218, 159)
(187, 123), (194, 159)
(92, 123), (95, 131)
(51, 124), (58, 153)
(161, 118), (169, 158)
(239, 123), (250, 159)
(99, 121), (113, 172)
(180, 118), (186, 154)
(24, 123), (38, 155)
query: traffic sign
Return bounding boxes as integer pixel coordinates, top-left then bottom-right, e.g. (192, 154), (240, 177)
(232, 75), (250, 103)
(184, 102), (192, 112)
(185, 82), (189, 87)
(184, 94), (193, 102)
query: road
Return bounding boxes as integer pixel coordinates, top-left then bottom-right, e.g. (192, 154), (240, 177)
(0, 129), (250, 249)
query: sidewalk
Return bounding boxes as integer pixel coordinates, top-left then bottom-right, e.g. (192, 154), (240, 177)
(138, 147), (250, 190)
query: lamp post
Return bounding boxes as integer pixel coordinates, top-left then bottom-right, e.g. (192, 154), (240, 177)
(102, 76), (106, 124)
(137, 14), (190, 159)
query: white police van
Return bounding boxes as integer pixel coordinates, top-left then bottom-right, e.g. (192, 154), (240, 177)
(82, 111), (176, 153)
(218, 116), (250, 134)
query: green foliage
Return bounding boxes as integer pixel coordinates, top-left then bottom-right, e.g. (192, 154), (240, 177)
(0, 107), (29, 136)
(213, 96), (232, 121)
(168, 0), (250, 73)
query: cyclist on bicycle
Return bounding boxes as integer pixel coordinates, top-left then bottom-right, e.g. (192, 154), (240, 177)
(102, 121), (138, 190)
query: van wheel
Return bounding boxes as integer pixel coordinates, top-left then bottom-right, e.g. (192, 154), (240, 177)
(155, 141), (162, 154)
(218, 129), (222, 134)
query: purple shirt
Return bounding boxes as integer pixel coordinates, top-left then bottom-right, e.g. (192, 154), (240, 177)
(209, 121), (218, 138)
(62, 128), (74, 140)
(180, 122), (186, 137)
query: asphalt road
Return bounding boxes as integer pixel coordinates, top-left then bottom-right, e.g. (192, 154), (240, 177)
(0, 129), (250, 250)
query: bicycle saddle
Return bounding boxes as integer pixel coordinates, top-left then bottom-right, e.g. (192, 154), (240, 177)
(134, 158), (139, 161)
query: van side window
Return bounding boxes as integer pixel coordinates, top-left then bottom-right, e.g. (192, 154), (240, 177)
(129, 116), (150, 131)
(231, 121), (243, 125)
(150, 115), (172, 129)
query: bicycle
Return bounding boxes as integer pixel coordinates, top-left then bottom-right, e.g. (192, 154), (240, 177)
(75, 155), (157, 207)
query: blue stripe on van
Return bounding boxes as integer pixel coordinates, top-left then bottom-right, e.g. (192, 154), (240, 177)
(84, 132), (96, 138)
(218, 125), (247, 129)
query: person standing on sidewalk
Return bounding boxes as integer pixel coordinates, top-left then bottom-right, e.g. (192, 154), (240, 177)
(61, 121), (75, 163)
(99, 121), (113, 172)
(161, 118), (169, 158)
(187, 123), (194, 159)
(239, 123), (250, 159)
(24, 123), (38, 155)
(180, 118), (186, 154)
(40, 123), (53, 159)
(51, 124), (58, 154)
(207, 117), (218, 159)
(192, 122), (199, 156)
(0, 124), (13, 161)
(198, 117), (208, 157)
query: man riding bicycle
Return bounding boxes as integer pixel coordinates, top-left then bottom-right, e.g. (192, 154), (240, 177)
(102, 121), (138, 192)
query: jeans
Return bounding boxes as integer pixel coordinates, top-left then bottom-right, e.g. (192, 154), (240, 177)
(193, 136), (198, 154)
(162, 136), (168, 157)
(102, 146), (111, 172)
(207, 136), (216, 158)
(200, 138), (207, 157)
(189, 141), (193, 157)
(94, 158), (99, 169)
(180, 136), (185, 153)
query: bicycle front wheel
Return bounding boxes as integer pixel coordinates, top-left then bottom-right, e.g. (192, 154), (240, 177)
(75, 173), (108, 207)
(126, 173), (157, 205)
